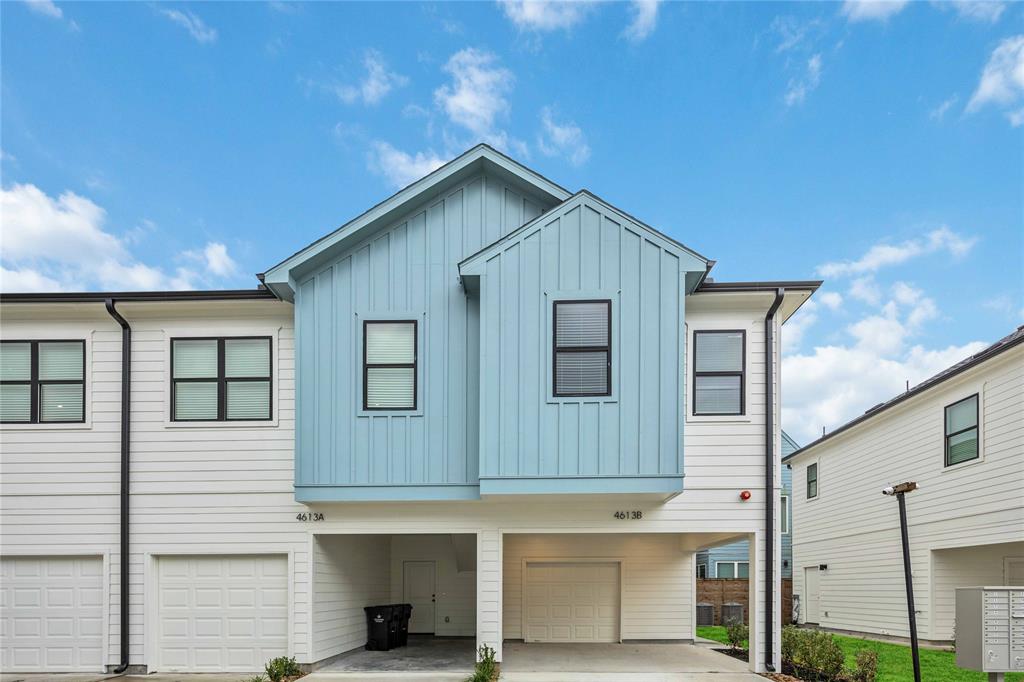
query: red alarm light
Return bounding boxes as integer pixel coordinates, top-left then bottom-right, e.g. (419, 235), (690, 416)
(740, 490), (752, 501)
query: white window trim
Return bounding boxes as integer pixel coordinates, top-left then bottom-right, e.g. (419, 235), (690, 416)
(163, 327), (282, 428)
(697, 563), (708, 579)
(781, 494), (791, 534)
(544, 290), (620, 405)
(684, 321), (754, 423)
(716, 561), (750, 579)
(0, 333), (95, 431)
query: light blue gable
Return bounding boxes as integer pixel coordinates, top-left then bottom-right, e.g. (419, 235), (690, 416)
(461, 192), (708, 496)
(293, 169), (561, 502)
(697, 430), (799, 578)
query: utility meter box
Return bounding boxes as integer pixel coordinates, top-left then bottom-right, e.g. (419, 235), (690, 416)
(955, 587), (1024, 675)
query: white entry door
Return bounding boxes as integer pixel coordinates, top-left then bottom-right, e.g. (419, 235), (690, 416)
(804, 566), (821, 624)
(524, 562), (620, 643)
(403, 561), (436, 634)
(0, 556), (104, 672)
(157, 555), (288, 672)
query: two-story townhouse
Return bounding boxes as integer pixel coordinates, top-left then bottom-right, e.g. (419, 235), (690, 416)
(0, 145), (819, 675)
(697, 430), (799, 581)
(785, 325), (1024, 645)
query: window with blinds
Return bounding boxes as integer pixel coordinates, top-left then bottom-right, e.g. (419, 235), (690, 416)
(0, 340), (85, 424)
(171, 337), (271, 421)
(806, 462), (818, 499)
(692, 330), (745, 415)
(363, 321), (417, 410)
(552, 300), (611, 397)
(944, 394), (979, 467)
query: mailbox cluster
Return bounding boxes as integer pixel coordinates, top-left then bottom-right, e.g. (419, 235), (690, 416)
(956, 587), (1024, 675)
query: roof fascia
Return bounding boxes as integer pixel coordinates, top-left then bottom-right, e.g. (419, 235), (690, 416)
(262, 145), (571, 301)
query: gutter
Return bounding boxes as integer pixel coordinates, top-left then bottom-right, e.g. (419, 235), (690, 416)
(104, 299), (131, 674)
(763, 288), (785, 672)
(0, 288), (275, 304)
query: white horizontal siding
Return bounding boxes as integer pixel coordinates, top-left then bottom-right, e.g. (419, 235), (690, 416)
(790, 346), (1024, 641)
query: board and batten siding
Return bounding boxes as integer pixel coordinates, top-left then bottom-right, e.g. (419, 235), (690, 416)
(0, 301), (311, 669)
(294, 171), (556, 499)
(465, 194), (706, 493)
(789, 344), (1024, 641)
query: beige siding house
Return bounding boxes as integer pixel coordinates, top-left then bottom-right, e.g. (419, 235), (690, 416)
(785, 326), (1024, 644)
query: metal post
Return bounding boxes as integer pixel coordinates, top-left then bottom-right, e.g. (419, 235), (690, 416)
(897, 491), (921, 682)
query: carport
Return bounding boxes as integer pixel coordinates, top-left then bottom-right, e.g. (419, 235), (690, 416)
(310, 533), (477, 671)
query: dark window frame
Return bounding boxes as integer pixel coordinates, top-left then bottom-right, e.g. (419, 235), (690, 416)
(0, 339), (86, 424)
(362, 320), (418, 411)
(696, 563), (708, 579)
(692, 329), (746, 416)
(170, 336), (273, 422)
(806, 462), (818, 499)
(552, 299), (612, 398)
(943, 393), (979, 467)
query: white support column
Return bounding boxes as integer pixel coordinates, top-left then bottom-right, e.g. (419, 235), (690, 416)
(748, 532), (762, 673)
(476, 529), (503, 661)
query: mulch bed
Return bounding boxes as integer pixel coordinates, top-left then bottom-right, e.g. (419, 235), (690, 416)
(711, 648), (804, 682)
(713, 647), (749, 662)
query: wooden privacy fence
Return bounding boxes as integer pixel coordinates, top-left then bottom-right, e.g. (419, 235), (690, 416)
(696, 578), (793, 626)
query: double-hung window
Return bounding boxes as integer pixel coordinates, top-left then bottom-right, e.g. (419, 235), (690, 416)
(171, 337), (272, 421)
(806, 462), (818, 499)
(552, 300), (611, 397)
(0, 340), (85, 423)
(717, 561), (749, 579)
(780, 494), (791, 534)
(693, 330), (744, 415)
(944, 394), (979, 466)
(363, 321), (417, 410)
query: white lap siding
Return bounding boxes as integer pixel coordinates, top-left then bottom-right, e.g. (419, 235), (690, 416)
(0, 301), (308, 670)
(790, 347), (1024, 641)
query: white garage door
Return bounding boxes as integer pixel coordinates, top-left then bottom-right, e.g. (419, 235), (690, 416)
(157, 555), (288, 672)
(0, 556), (104, 672)
(524, 562), (620, 642)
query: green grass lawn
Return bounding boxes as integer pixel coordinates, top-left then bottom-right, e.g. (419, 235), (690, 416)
(696, 626), (1024, 682)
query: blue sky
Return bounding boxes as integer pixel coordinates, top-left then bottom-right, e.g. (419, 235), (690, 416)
(1, 0), (1022, 441)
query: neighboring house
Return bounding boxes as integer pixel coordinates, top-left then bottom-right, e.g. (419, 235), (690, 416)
(697, 431), (798, 579)
(785, 326), (1024, 645)
(0, 145), (820, 675)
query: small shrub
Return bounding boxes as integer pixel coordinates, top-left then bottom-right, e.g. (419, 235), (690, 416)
(781, 625), (800, 662)
(726, 622), (749, 651)
(247, 676), (266, 682)
(466, 644), (498, 682)
(264, 656), (301, 682)
(849, 649), (878, 682)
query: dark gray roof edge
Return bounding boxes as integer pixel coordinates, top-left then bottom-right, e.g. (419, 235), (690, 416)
(783, 325), (1024, 462)
(0, 288), (278, 303)
(697, 280), (823, 292)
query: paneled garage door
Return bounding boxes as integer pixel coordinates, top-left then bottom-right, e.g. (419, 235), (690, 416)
(0, 556), (104, 672)
(157, 555), (288, 672)
(524, 562), (620, 642)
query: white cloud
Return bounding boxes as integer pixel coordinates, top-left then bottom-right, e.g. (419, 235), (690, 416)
(367, 141), (448, 189)
(785, 53), (822, 106)
(332, 50), (408, 106)
(537, 107), (591, 166)
(816, 226), (977, 278)
(945, 1), (1005, 23)
(0, 183), (239, 292)
(769, 16), (824, 54)
(159, 8), (218, 44)
(434, 48), (521, 151)
(929, 95), (958, 121)
(184, 242), (237, 278)
(23, 0), (61, 19)
(840, 0), (909, 22)
(499, 0), (591, 32)
(983, 294), (1024, 321)
(848, 276), (882, 305)
(1008, 107), (1024, 126)
(967, 35), (1024, 121)
(783, 339), (987, 444)
(817, 291), (844, 310)
(783, 275), (979, 443)
(622, 0), (660, 42)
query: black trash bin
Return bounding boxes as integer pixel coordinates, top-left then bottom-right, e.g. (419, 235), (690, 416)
(364, 604), (397, 651)
(396, 603), (413, 646)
